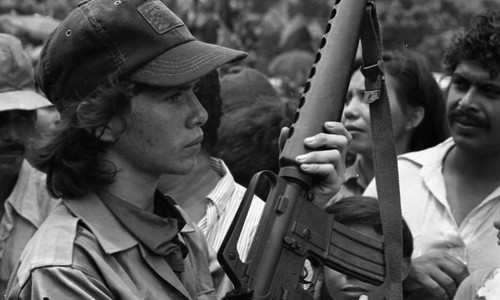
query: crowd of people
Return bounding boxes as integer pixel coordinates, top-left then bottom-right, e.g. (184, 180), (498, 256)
(1, 1), (500, 300)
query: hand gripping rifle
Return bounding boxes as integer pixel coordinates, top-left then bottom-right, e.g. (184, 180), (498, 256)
(218, 0), (403, 299)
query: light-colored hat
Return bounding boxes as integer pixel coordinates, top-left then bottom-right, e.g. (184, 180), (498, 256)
(0, 33), (51, 112)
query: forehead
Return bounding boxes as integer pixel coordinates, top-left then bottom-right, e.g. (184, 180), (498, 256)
(349, 70), (365, 89)
(454, 60), (500, 83)
(137, 82), (194, 97)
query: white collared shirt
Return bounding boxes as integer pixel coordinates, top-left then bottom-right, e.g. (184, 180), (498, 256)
(197, 158), (265, 298)
(364, 138), (500, 273)
(198, 157), (264, 260)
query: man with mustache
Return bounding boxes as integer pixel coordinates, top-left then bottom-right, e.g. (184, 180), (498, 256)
(364, 10), (500, 300)
(0, 33), (57, 294)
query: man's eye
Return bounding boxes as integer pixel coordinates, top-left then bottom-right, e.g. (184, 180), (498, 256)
(483, 85), (500, 98)
(450, 77), (469, 91)
(16, 115), (30, 123)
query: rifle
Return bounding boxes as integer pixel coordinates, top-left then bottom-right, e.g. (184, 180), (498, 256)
(218, 0), (401, 299)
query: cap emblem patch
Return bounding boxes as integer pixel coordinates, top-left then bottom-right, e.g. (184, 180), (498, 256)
(138, 0), (183, 34)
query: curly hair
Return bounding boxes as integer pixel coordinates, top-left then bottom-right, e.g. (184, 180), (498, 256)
(443, 10), (500, 78)
(29, 75), (136, 199)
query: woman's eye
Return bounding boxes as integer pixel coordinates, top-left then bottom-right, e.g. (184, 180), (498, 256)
(166, 93), (182, 102)
(345, 92), (353, 105)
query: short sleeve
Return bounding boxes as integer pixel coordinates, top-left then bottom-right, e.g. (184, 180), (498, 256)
(454, 275), (480, 300)
(453, 267), (500, 300)
(6, 266), (114, 300)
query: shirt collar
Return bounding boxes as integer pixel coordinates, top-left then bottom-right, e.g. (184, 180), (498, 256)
(205, 157), (234, 216)
(100, 190), (189, 255)
(64, 192), (137, 254)
(7, 160), (56, 227)
(344, 156), (370, 190)
(64, 190), (196, 255)
(399, 137), (454, 171)
(400, 137), (500, 208)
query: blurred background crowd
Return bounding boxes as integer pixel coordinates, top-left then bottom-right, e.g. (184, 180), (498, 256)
(0, 0), (498, 63)
(1, 0), (499, 83)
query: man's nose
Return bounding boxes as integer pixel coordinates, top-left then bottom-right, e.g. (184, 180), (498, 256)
(0, 123), (22, 142)
(457, 86), (478, 109)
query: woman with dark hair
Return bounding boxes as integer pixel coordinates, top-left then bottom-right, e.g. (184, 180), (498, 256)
(30, 76), (135, 199)
(338, 49), (448, 197)
(7, 1), (354, 298)
(383, 50), (449, 152)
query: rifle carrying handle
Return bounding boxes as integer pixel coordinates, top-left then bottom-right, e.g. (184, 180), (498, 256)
(217, 171), (276, 289)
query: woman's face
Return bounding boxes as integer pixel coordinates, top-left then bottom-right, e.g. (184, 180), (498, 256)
(342, 70), (372, 157)
(342, 70), (417, 156)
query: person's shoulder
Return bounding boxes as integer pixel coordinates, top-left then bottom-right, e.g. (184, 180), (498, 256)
(455, 267), (500, 300)
(8, 160), (59, 227)
(397, 138), (453, 173)
(211, 157), (265, 207)
(11, 202), (87, 288)
(21, 160), (46, 186)
(233, 180), (265, 212)
(399, 138), (453, 165)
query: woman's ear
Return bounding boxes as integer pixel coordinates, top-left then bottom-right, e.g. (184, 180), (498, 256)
(96, 116), (126, 143)
(405, 106), (425, 131)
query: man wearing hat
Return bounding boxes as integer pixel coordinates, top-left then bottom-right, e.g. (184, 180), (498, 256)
(5, 0), (352, 298)
(0, 33), (57, 294)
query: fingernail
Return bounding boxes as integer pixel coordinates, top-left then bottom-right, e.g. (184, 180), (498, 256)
(326, 122), (335, 128)
(300, 164), (310, 170)
(296, 155), (305, 162)
(304, 137), (314, 144)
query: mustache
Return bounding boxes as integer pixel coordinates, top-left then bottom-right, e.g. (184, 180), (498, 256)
(448, 108), (488, 128)
(0, 144), (25, 153)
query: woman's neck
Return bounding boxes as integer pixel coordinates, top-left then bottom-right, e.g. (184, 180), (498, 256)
(357, 154), (374, 183)
(158, 153), (220, 206)
(104, 170), (159, 212)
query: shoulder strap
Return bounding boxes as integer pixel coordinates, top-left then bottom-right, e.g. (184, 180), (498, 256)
(359, 3), (403, 300)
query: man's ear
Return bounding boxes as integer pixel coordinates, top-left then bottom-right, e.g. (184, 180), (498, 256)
(96, 117), (126, 143)
(405, 106), (425, 131)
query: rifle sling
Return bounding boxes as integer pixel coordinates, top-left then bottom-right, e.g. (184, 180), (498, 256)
(360, 3), (403, 300)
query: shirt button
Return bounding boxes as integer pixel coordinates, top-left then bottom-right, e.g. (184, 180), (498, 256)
(469, 218), (475, 224)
